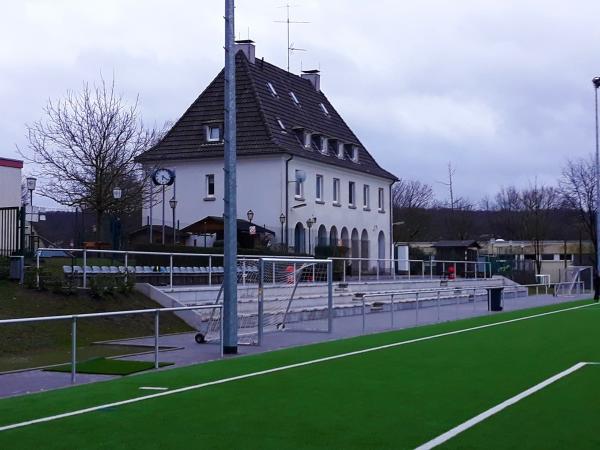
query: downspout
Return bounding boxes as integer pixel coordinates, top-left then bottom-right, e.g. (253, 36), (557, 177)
(389, 181), (394, 262)
(285, 154), (294, 249)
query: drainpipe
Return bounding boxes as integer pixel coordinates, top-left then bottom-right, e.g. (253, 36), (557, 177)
(285, 154), (294, 249)
(389, 181), (394, 262)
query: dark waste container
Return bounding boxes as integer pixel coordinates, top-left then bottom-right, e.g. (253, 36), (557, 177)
(487, 287), (504, 311)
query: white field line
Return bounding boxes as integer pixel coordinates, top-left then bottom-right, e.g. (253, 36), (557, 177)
(415, 361), (595, 450)
(138, 387), (169, 391)
(0, 302), (595, 433)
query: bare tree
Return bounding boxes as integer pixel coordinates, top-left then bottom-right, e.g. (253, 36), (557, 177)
(520, 181), (560, 274)
(492, 185), (523, 239)
(560, 155), (598, 298)
(20, 78), (160, 240)
(392, 179), (434, 242)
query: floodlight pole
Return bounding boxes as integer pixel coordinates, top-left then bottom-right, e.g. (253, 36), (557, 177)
(223, 0), (238, 353)
(593, 77), (600, 301)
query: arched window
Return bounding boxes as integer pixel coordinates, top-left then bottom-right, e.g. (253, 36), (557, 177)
(360, 229), (369, 272)
(329, 226), (338, 247)
(317, 224), (327, 247)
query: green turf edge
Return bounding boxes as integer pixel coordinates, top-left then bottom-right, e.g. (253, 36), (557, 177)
(44, 358), (173, 376)
(0, 298), (594, 430)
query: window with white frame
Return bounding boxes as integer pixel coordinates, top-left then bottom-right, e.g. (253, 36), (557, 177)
(320, 137), (328, 154)
(290, 91), (300, 106)
(349, 181), (356, 207)
(319, 102), (330, 116)
(363, 184), (370, 209)
(378, 188), (385, 211)
(206, 125), (220, 142)
(337, 142), (345, 159)
(316, 175), (324, 201)
(206, 174), (215, 197)
(277, 118), (286, 131)
(304, 132), (312, 149)
(333, 178), (340, 204)
(295, 170), (304, 198)
(267, 81), (278, 97)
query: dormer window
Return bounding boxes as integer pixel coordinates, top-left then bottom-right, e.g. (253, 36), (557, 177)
(206, 125), (221, 142)
(267, 82), (278, 97)
(319, 103), (330, 116)
(311, 134), (322, 152)
(344, 144), (359, 163)
(276, 118), (286, 132)
(290, 91), (300, 106)
(337, 142), (345, 159)
(303, 131), (312, 149)
(320, 137), (328, 154)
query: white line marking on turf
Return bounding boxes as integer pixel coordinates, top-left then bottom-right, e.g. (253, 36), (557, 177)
(415, 361), (598, 450)
(138, 387), (169, 391)
(0, 302), (595, 433)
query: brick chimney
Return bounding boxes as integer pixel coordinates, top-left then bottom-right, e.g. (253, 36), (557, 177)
(235, 39), (255, 64)
(301, 69), (320, 91)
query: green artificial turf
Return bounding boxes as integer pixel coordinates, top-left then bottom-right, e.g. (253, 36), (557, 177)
(0, 300), (598, 450)
(44, 358), (173, 376)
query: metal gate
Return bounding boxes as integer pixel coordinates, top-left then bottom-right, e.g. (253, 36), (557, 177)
(0, 207), (25, 257)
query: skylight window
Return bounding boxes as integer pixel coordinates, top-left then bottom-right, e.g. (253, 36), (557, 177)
(319, 103), (329, 116)
(290, 91), (300, 105)
(267, 82), (278, 97)
(277, 118), (286, 131)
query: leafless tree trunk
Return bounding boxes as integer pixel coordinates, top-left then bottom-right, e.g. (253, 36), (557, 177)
(520, 181), (559, 274)
(20, 78), (161, 241)
(392, 179), (434, 242)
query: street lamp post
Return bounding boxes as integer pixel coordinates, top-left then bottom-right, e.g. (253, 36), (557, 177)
(26, 177), (36, 252)
(306, 217), (314, 254)
(169, 197), (178, 246)
(112, 187), (122, 250)
(593, 76), (600, 300)
(279, 213), (286, 251)
(246, 210), (254, 248)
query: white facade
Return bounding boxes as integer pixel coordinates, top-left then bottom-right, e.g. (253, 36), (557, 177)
(0, 157), (22, 208)
(142, 153), (393, 265)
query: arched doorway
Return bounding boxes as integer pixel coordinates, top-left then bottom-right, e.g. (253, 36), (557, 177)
(351, 228), (359, 275)
(341, 227), (349, 250)
(378, 231), (386, 273)
(360, 229), (369, 272)
(317, 224), (327, 248)
(294, 222), (306, 254)
(329, 226), (338, 248)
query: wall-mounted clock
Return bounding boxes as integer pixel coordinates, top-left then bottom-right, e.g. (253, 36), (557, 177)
(152, 168), (175, 186)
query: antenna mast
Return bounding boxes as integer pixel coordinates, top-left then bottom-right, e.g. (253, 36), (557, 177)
(275, 3), (309, 72)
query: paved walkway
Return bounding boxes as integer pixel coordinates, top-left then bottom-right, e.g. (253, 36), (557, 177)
(0, 293), (590, 399)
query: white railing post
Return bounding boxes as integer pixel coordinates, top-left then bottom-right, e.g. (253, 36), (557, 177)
(154, 310), (160, 369)
(473, 288), (476, 312)
(408, 261), (411, 280)
(169, 255), (173, 291)
(430, 260), (433, 279)
(358, 258), (362, 282)
(437, 290), (440, 322)
(376, 261), (379, 281)
(390, 294), (394, 328)
(82, 250), (87, 289)
(242, 260), (246, 286)
(415, 292), (419, 324)
(362, 295), (366, 334)
(422, 261), (425, 279)
(71, 316), (77, 384)
(124, 252), (129, 284)
(208, 256), (212, 286)
(343, 258), (347, 283)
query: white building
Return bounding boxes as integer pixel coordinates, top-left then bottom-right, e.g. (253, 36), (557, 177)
(137, 41), (397, 268)
(0, 157), (22, 208)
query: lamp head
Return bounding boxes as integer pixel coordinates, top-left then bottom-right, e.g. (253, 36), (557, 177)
(594, 77), (600, 89)
(279, 213), (286, 225)
(169, 197), (177, 209)
(113, 187), (122, 200)
(26, 177), (37, 191)
(246, 209), (254, 222)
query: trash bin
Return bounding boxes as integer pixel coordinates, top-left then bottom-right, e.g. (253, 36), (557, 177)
(487, 287), (503, 311)
(9, 256), (24, 283)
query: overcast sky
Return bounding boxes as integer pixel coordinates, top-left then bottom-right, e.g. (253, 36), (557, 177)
(1, 0), (599, 208)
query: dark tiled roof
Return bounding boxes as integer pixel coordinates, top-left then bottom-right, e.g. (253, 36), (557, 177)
(138, 51), (397, 180)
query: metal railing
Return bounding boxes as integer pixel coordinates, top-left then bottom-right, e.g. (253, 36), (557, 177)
(0, 304), (222, 383)
(328, 257), (492, 283)
(353, 281), (589, 333)
(34, 247), (313, 290)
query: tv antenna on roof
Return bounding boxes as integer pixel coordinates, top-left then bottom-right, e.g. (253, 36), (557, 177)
(275, 3), (309, 72)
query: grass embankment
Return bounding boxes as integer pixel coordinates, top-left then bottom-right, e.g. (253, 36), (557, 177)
(0, 280), (193, 372)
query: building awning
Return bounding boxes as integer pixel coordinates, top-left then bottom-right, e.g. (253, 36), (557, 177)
(181, 216), (274, 235)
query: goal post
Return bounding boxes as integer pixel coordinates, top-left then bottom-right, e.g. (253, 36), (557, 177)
(257, 258), (333, 345)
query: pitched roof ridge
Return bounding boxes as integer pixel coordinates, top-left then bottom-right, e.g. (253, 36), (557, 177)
(238, 53), (277, 145)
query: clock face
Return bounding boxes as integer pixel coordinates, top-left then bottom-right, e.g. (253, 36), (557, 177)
(152, 168), (175, 186)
